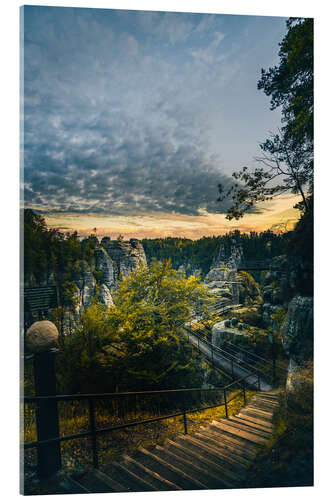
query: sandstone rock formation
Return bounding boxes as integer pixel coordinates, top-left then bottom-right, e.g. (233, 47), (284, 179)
(99, 284), (114, 308)
(261, 254), (313, 328)
(100, 238), (146, 283)
(281, 295), (313, 366)
(212, 320), (251, 349)
(95, 247), (115, 288)
(24, 238), (147, 332)
(281, 295), (313, 404)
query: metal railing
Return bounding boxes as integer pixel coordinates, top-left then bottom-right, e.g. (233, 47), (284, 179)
(184, 321), (288, 389)
(23, 373), (257, 477)
(197, 320), (288, 374)
(184, 326), (269, 387)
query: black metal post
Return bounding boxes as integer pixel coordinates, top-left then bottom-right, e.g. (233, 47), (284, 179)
(223, 388), (228, 419)
(33, 350), (61, 479)
(272, 335), (277, 388)
(183, 411), (188, 434)
(88, 398), (99, 469)
(242, 381), (246, 405)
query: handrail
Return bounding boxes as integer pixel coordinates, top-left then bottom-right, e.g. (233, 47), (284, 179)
(23, 372), (254, 406)
(184, 326), (270, 378)
(23, 371), (257, 471)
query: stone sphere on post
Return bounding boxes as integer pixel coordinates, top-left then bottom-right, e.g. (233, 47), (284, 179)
(26, 320), (59, 354)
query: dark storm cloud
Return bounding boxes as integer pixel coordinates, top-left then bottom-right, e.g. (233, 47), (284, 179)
(23, 7), (285, 216)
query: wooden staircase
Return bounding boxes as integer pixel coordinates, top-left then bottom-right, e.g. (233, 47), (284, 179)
(56, 390), (280, 494)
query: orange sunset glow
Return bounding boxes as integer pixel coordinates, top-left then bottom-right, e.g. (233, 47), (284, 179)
(42, 193), (301, 240)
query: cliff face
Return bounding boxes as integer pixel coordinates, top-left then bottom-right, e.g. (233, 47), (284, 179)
(261, 254), (313, 401)
(281, 295), (313, 405)
(261, 254), (313, 328)
(25, 238), (147, 322)
(73, 238), (146, 310)
(281, 295), (313, 365)
(100, 238), (147, 284)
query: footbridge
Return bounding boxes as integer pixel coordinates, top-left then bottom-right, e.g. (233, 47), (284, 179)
(184, 300), (288, 391)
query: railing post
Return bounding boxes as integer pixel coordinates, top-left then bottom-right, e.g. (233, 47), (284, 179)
(183, 411), (188, 434)
(272, 333), (277, 388)
(33, 351), (62, 479)
(223, 388), (228, 419)
(88, 398), (99, 469)
(26, 321), (62, 479)
(242, 381), (246, 405)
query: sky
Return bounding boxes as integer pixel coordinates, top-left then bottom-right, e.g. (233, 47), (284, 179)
(22, 5), (300, 238)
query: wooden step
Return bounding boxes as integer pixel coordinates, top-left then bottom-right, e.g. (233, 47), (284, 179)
(248, 401), (278, 412)
(103, 461), (156, 492)
(221, 417), (271, 438)
(250, 399), (279, 409)
(206, 423), (258, 456)
(257, 391), (281, 398)
(249, 396), (279, 409)
(178, 434), (247, 481)
(165, 439), (238, 488)
(175, 434), (243, 486)
(134, 446), (207, 490)
(251, 394), (280, 405)
(235, 413), (273, 430)
(77, 469), (128, 493)
(58, 476), (91, 494)
(230, 416), (272, 434)
(210, 420), (268, 445)
(247, 400), (276, 410)
(194, 430), (252, 466)
(239, 408), (273, 422)
(121, 454), (181, 491)
(240, 406), (274, 418)
(153, 444), (225, 489)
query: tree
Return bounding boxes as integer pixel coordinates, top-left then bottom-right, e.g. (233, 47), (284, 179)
(258, 17), (313, 149)
(105, 260), (209, 390)
(219, 18), (313, 220)
(219, 129), (313, 220)
(58, 260), (210, 394)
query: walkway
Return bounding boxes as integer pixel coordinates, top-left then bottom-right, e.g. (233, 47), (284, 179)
(57, 390), (280, 493)
(186, 330), (272, 392)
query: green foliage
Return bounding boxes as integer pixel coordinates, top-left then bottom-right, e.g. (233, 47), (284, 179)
(271, 307), (286, 332)
(57, 302), (112, 393)
(57, 260), (209, 394)
(62, 281), (79, 309)
(142, 231), (287, 276)
(23, 209), (99, 287)
(258, 18), (313, 149)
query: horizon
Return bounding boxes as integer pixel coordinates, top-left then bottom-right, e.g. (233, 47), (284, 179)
(22, 6), (297, 239)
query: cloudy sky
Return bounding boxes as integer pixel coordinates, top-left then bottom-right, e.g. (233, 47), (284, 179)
(22, 6), (299, 238)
